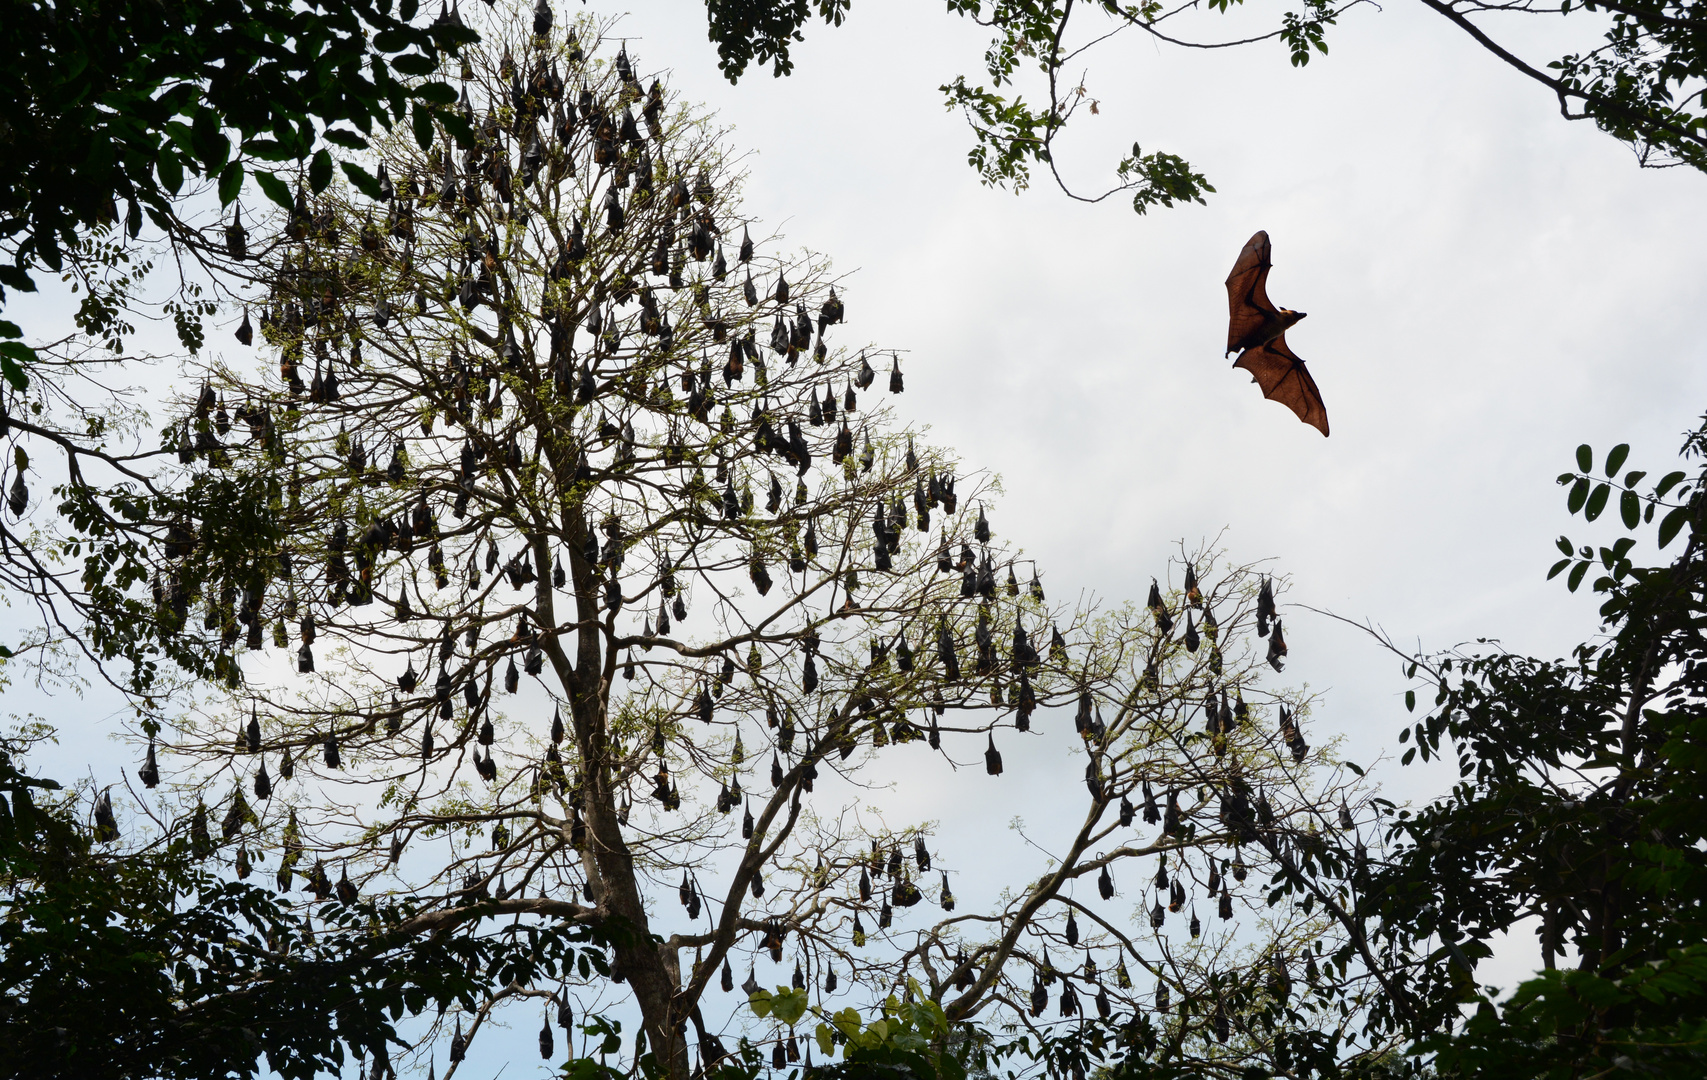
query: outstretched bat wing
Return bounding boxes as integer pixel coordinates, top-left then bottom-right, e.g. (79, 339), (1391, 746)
(1225, 230), (1276, 355)
(1233, 333), (1329, 436)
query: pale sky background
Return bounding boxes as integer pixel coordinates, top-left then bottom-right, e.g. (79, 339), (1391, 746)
(9, 0), (1707, 1074)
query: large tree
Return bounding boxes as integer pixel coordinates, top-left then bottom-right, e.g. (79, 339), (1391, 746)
(0, 0), (477, 692)
(1339, 419), (1707, 1078)
(133, 6), (1400, 1079)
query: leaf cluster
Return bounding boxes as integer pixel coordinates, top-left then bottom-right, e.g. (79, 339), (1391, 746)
(0, 746), (610, 1080)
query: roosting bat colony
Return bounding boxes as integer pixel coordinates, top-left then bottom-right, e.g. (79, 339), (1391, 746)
(142, 6), (1393, 1077)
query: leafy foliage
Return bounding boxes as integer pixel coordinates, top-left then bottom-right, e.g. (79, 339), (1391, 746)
(0, 744), (610, 1080)
(0, 0), (474, 291)
(698, 0), (1707, 209)
(1372, 417), (1707, 1076)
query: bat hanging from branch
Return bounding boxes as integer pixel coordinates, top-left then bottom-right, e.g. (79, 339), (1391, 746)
(1224, 231), (1329, 436)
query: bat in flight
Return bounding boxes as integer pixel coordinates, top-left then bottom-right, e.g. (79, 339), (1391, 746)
(1224, 230), (1329, 436)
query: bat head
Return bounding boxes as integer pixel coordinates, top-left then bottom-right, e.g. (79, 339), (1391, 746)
(1279, 308), (1307, 327)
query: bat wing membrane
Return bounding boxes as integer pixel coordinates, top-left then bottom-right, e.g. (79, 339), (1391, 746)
(1233, 333), (1329, 436)
(1225, 230), (1276, 354)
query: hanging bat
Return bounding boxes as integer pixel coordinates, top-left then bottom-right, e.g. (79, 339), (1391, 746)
(1224, 231), (1329, 436)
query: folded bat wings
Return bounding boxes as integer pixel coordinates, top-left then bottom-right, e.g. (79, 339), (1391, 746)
(1224, 231), (1329, 436)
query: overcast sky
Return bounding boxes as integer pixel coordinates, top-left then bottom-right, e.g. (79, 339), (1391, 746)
(607, 0), (1707, 997)
(11, 0), (1707, 1072)
(590, 3), (1707, 817)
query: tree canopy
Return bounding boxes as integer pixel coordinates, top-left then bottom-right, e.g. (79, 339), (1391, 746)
(699, 0), (1707, 211)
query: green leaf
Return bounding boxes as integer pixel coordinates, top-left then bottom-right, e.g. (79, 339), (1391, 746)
(1576, 444), (1593, 472)
(1567, 560), (1590, 592)
(340, 161), (383, 200)
(1402, 747), (1417, 766)
(412, 102), (436, 151)
(217, 161), (245, 206)
(0, 343), (35, 390)
(190, 106), (230, 172)
(393, 53), (438, 77)
(1620, 489), (1640, 530)
(832, 1008), (861, 1038)
(1658, 505), (1691, 549)
(748, 989), (774, 1018)
(1405, 689), (1416, 712)
(414, 80), (459, 107)
(815, 1023), (836, 1057)
(1604, 443), (1629, 477)
(1567, 478), (1590, 514)
(323, 128), (370, 150)
(254, 170), (293, 210)
(156, 146), (185, 194)
(308, 148), (334, 192)
(772, 987), (810, 1026)
(1584, 483), (1610, 522)
(1555, 535), (1574, 556)
(1547, 558), (1571, 580)
(1656, 470), (1688, 497)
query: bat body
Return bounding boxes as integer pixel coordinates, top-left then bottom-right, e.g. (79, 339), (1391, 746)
(1224, 231), (1329, 436)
